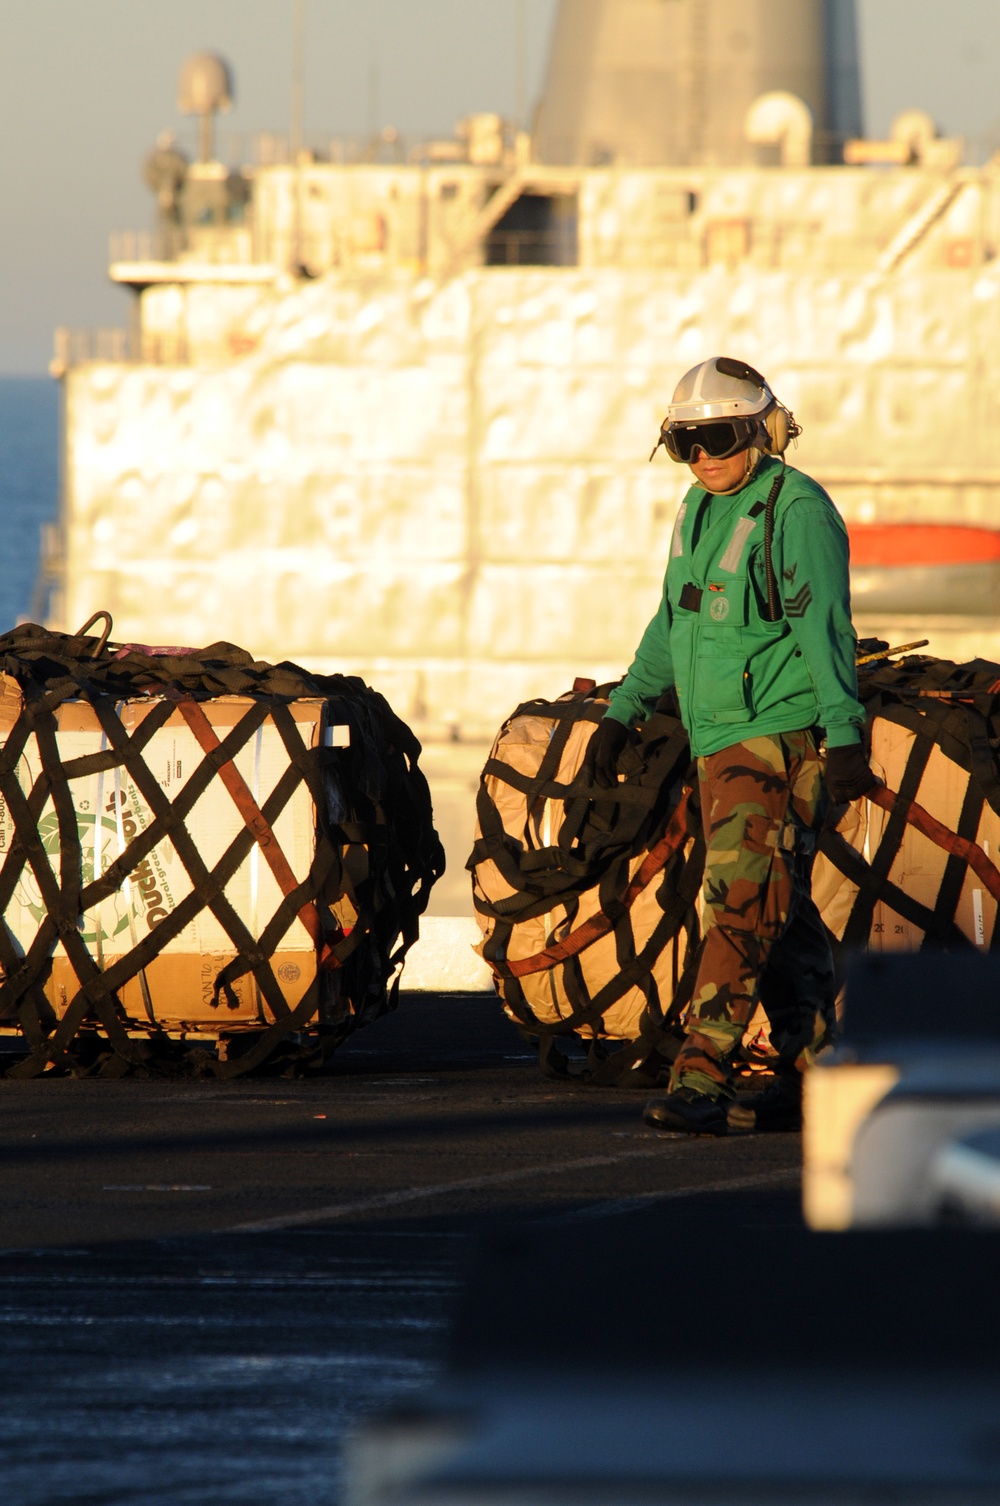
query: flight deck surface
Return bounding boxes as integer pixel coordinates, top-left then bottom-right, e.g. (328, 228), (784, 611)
(0, 994), (800, 1503)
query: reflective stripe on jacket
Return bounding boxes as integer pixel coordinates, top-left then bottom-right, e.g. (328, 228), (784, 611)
(606, 457), (865, 758)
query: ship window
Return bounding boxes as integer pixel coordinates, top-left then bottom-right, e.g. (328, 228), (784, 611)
(440, 182), (459, 200)
(485, 192), (578, 267)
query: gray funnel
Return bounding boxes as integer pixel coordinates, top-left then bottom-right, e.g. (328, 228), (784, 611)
(533, 0), (862, 167)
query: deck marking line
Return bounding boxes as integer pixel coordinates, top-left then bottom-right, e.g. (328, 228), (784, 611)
(227, 1146), (674, 1232)
(103, 1184), (212, 1192)
(226, 1148), (797, 1233)
(542, 1165), (800, 1223)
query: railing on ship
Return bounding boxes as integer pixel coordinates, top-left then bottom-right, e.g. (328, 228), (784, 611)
(110, 226), (257, 268)
(49, 327), (138, 375)
(51, 327), (193, 372)
(110, 230), (168, 263)
(30, 522), (64, 625)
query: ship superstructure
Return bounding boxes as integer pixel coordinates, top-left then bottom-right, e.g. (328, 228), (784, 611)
(46, 0), (1000, 734)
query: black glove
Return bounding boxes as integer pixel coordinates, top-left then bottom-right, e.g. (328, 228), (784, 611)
(856, 637), (889, 662)
(824, 742), (879, 803)
(581, 716), (629, 790)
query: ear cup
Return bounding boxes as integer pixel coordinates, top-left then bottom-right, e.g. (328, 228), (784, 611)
(765, 405), (792, 454)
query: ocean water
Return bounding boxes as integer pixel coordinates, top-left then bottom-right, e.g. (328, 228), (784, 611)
(0, 377), (59, 632)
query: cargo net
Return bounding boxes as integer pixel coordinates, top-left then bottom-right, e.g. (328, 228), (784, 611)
(470, 684), (705, 1086)
(470, 654), (1000, 1086)
(0, 622), (444, 1078)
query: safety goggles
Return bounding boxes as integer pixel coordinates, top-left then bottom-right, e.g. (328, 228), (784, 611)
(657, 416), (758, 464)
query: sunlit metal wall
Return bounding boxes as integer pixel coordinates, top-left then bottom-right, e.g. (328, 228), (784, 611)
(59, 256), (1000, 734)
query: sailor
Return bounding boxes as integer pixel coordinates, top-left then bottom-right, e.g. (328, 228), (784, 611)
(586, 357), (876, 1134)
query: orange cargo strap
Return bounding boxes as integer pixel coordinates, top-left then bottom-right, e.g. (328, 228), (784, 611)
(501, 786), (692, 979)
(176, 697), (342, 968)
(868, 782), (1000, 906)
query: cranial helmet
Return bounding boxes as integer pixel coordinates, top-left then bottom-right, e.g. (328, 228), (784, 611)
(669, 356), (773, 421)
(654, 357), (801, 469)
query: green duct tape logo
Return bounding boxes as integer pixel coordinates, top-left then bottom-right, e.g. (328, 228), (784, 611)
(17, 812), (132, 946)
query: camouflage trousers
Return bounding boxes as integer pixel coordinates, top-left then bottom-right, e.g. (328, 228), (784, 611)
(671, 730), (836, 1100)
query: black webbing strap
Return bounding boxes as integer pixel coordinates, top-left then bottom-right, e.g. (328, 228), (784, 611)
(511, 855), (704, 1088)
(471, 704), (692, 914)
(472, 693), (699, 1054)
(931, 777), (985, 937)
(817, 825), (972, 952)
(0, 625), (444, 1077)
(840, 730), (934, 952)
(476, 653), (1000, 1088)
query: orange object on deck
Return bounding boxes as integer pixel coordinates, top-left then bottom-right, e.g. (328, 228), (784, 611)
(848, 523), (1000, 568)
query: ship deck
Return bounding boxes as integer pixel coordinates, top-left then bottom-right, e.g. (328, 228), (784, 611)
(0, 992), (800, 1502)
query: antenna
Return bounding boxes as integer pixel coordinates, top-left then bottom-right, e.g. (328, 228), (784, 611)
(368, 58), (380, 149)
(515, 0), (527, 130)
(291, 0), (306, 272)
(291, 0), (305, 160)
(177, 52), (233, 164)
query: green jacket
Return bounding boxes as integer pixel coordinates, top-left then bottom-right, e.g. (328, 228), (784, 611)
(606, 457), (865, 758)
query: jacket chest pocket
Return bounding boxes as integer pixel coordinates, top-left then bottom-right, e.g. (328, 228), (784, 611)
(699, 575), (749, 630)
(748, 544), (783, 621)
(695, 645), (751, 721)
(696, 579), (751, 721)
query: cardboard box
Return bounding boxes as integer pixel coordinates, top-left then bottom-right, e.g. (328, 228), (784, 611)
(867, 724), (1000, 953)
(812, 719), (1000, 954)
(0, 689), (350, 1032)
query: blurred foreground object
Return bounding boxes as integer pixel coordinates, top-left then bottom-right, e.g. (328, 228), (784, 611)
(804, 953), (1000, 1229)
(346, 1212), (1000, 1505)
(0, 620), (443, 1078)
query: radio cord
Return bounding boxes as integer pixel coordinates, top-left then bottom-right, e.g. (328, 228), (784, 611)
(763, 460), (788, 622)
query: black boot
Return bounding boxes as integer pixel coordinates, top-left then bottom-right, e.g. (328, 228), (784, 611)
(643, 1086), (734, 1136)
(727, 1075), (802, 1133)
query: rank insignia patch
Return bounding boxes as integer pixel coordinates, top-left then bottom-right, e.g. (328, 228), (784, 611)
(785, 583), (813, 618)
